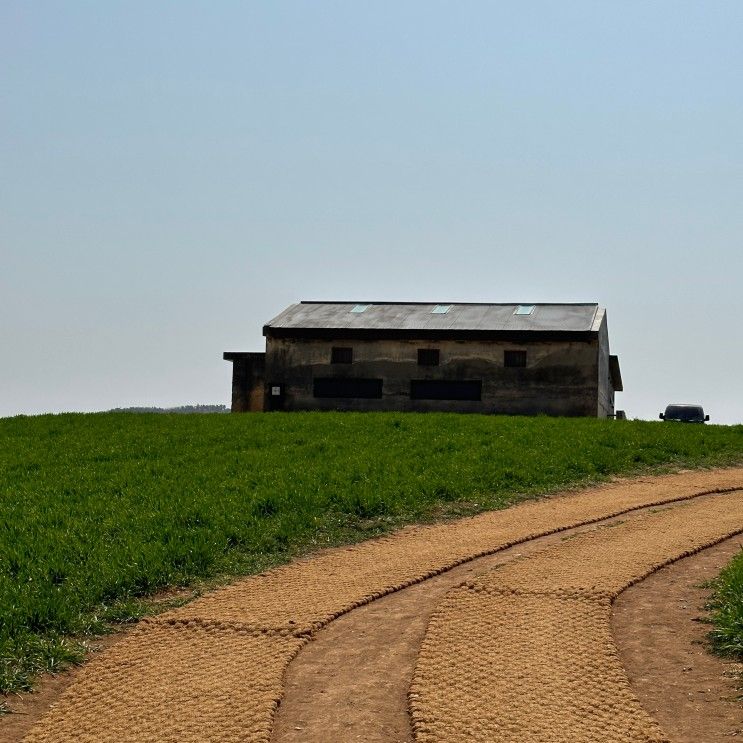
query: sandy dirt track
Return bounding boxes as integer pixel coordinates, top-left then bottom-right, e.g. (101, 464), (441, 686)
(21, 468), (743, 743)
(409, 493), (743, 742)
(614, 538), (743, 742)
(269, 502), (743, 743)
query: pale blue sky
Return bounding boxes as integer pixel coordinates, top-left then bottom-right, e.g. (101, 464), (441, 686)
(2, 2), (742, 422)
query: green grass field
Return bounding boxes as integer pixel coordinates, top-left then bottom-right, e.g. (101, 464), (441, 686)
(2, 412), (743, 693)
(708, 549), (743, 664)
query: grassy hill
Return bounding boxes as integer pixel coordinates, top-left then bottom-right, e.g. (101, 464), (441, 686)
(2, 412), (742, 693)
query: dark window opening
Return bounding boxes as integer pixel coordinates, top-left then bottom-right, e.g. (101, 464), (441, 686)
(331, 347), (353, 364)
(410, 379), (482, 401)
(313, 377), (383, 399)
(417, 349), (440, 366)
(504, 350), (527, 368)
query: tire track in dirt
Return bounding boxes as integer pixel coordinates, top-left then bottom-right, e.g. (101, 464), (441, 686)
(409, 492), (743, 743)
(22, 469), (743, 743)
(270, 503), (693, 743)
(613, 537), (743, 742)
(271, 496), (743, 743)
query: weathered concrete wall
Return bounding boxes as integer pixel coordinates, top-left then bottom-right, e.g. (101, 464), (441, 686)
(596, 313), (615, 418)
(264, 337), (600, 416)
(224, 352), (265, 412)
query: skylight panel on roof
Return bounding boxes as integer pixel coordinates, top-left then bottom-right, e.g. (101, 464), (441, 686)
(432, 304), (452, 314)
(350, 304), (371, 313)
(514, 305), (535, 315)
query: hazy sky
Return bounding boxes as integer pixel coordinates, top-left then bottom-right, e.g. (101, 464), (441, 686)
(2, 2), (742, 422)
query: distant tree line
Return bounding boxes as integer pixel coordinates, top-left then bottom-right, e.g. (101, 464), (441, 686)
(108, 404), (229, 414)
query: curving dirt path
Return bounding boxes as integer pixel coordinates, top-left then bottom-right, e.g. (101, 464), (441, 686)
(409, 492), (743, 742)
(270, 525), (583, 743)
(17, 468), (743, 743)
(614, 537), (743, 742)
(271, 507), (743, 743)
(271, 504), (692, 743)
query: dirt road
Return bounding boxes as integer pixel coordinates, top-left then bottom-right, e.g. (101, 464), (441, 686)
(17, 468), (743, 743)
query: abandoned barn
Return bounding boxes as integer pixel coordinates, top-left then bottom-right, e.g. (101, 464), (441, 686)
(224, 301), (623, 417)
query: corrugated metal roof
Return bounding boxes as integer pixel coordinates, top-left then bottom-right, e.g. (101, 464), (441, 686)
(265, 302), (601, 333)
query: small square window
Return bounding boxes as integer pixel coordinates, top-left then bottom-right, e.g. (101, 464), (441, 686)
(504, 350), (527, 368)
(418, 349), (440, 366)
(331, 347), (353, 364)
(350, 304), (371, 313)
(431, 304), (452, 314)
(514, 305), (535, 315)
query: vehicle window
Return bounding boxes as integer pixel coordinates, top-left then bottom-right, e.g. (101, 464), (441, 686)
(665, 405), (704, 422)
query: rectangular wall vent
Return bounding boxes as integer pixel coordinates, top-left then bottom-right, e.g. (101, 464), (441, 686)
(313, 378), (383, 399)
(410, 379), (482, 401)
(504, 350), (527, 368)
(331, 347), (353, 364)
(418, 349), (440, 366)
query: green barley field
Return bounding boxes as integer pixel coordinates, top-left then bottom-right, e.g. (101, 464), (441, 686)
(709, 548), (743, 663)
(2, 412), (743, 693)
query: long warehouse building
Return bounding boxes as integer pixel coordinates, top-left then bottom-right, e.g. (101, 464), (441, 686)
(224, 301), (623, 417)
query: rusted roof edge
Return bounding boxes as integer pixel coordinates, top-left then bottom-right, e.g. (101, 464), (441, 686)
(262, 327), (598, 343)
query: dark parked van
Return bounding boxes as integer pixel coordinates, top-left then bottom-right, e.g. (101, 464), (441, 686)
(660, 404), (709, 423)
